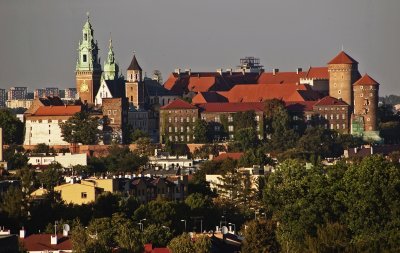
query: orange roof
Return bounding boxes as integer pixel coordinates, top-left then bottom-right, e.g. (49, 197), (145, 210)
(160, 99), (197, 110)
(214, 152), (244, 161)
(305, 67), (329, 79)
(187, 76), (217, 92)
(33, 105), (81, 116)
(313, 96), (349, 107)
(223, 83), (320, 103)
(328, 51), (358, 64)
(199, 102), (265, 113)
(21, 234), (72, 251)
(353, 74), (379, 86)
(257, 71), (306, 84)
(192, 92), (229, 104)
(285, 101), (316, 112)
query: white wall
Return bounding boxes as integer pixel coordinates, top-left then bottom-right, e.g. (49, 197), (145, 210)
(24, 119), (68, 145)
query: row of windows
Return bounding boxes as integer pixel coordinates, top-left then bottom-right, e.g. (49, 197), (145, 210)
(318, 107), (347, 111)
(329, 123), (347, 130)
(168, 135), (194, 142)
(202, 115), (260, 122)
(29, 119), (66, 123)
(168, 110), (195, 114)
(169, 126), (195, 133)
(359, 93), (374, 97)
(322, 114), (347, 120)
(168, 117), (196, 123)
(107, 109), (118, 115)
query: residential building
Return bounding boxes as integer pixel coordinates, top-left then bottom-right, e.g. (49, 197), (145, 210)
(7, 87), (28, 100)
(312, 96), (350, 133)
(6, 99), (33, 109)
(19, 229), (72, 253)
(0, 89), (6, 107)
(24, 105), (82, 145)
(148, 149), (194, 170)
(34, 88), (46, 99)
(28, 153), (87, 168)
(63, 88), (77, 100)
(54, 180), (104, 205)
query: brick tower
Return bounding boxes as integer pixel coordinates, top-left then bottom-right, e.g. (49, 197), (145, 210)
(353, 74), (379, 132)
(125, 53), (145, 109)
(75, 13), (102, 104)
(328, 51), (361, 107)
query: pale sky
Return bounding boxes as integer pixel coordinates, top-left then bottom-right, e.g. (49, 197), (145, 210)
(0, 0), (399, 95)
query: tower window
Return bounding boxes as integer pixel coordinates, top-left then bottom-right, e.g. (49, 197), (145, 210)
(84, 33), (88, 41)
(83, 54), (87, 62)
(338, 90), (341, 94)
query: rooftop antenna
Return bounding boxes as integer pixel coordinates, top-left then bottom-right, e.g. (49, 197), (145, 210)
(86, 11), (90, 21)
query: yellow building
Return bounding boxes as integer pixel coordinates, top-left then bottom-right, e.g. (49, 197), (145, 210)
(54, 182), (103, 205)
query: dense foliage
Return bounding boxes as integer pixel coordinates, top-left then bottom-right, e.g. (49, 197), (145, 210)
(60, 111), (101, 145)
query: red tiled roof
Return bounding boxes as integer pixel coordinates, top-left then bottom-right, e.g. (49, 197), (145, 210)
(160, 99), (197, 110)
(257, 71), (306, 84)
(33, 105), (81, 116)
(313, 96), (349, 107)
(328, 51), (358, 64)
(198, 102), (264, 113)
(214, 152), (244, 161)
(305, 67), (329, 79)
(223, 83), (320, 103)
(353, 74), (379, 86)
(21, 234), (72, 251)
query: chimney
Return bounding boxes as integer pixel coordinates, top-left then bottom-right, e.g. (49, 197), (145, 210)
(0, 128), (3, 161)
(296, 68), (302, 74)
(63, 229), (68, 237)
(370, 146), (373, 155)
(216, 68), (223, 75)
(51, 235), (58, 245)
(174, 68), (181, 75)
(19, 228), (26, 239)
(226, 68), (232, 75)
(272, 68), (279, 75)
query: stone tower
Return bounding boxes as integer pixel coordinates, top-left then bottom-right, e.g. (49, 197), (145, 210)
(76, 13), (102, 104)
(328, 51), (361, 107)
(125, 53), (145, 109)
(353, 74), (379, 132)
(103, 37), (119, 81)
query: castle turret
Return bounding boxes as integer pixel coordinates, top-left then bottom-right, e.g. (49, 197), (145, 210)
(103, 37), (119, 81)
(353, 74), (379, 132)
(328, 51), (361, 107)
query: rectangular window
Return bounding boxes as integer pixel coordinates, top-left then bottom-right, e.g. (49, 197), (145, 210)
(187, 117), (190, 122)
(228, 116), (233, 122)
(192, 117), (196, 123)
(108, 110), (111, 115)
(113, 110), (117, 115)
(181, 117), (184, 123)
(181, 126), (184, 132)
(214, 126), (220, 131)
(83, 54), (87, 62)
(214, 116), (220, 122)
(342, 114), (346, 119)
(228, 125), (234, 132)
(175, 127), (178, 132)
(187, 126), (190, 132)
(336, 114), (339, 120)
(168, 117), (172, 123)
(81, 192), (87, 199)
(169, 127), (172, 133)
(174, 117), (178, 123)
(255, 115), (260, 121)
(342, 124), (346, 129)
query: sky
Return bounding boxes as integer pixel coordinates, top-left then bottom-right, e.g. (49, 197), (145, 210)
(0, 0), (399, 95)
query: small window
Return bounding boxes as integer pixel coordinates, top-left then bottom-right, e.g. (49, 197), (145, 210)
(338, 90), (341, 94)
(81, 192), (87, 199)
(228, 125), (234, 132)
(83, 54), (87, 62)
(113, 110), (117, 115)
(84, 33), (88, 40)
(228, 116), (233, 122)
(360, 93), (363, 97)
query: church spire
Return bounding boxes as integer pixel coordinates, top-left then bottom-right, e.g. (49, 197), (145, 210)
(103, 33), (119, 80)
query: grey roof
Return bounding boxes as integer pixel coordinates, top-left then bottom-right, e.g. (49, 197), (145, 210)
(144, 78), (176, 97)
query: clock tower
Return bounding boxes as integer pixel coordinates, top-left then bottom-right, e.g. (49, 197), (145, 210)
(76, 13), (102, 104)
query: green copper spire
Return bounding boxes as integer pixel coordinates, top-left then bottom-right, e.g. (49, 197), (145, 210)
(76, 13), (101, 72)
(103, 35), (119, 80)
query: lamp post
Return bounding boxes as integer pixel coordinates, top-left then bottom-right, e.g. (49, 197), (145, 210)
(139, 219), (146, 231)
(181, 219), (187, 232)
(228, 223), (236, 234)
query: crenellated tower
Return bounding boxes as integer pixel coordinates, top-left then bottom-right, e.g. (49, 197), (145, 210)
(76, 13), (102, 104)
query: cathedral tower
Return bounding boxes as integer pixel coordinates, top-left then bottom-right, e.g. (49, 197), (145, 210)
(353, 74), (379, 132)
(103, 37), (119, 81)
(328, 51), (361, 107)
(76, 13), (102, 104)
(125, 53), (145, 109)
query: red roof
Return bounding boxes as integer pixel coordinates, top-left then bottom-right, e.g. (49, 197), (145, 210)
(33, 105), (81, 116)
(305, 67), (329, 79)
(144, 243), (171, 253)
(313, 96), (349, 107)
(353, 74), (379, 86)
(328, 51), (358, 64)
(214, 152), (244, 161)
(21, 234), (72, 251)
(160, 99), (197, 110)
(222, 83), (320, 103)
(198, 102), (264, 113)
(257, 71), (306, 84)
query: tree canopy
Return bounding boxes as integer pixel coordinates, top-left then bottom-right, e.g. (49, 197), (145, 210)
(60, 111), (101, 145)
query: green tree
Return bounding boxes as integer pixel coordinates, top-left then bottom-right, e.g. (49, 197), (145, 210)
(233, 110), (257, 130)
(135, 137), (156, 156)
(0, 109), (24, 144)
(87, 217), (114, 251)
(93, 192), (120, 218)
(113, 216), (143, 253)
(193, 235), (212, 253)
(193, 119), (211, 143)
(340, 155), (400, 251)
(168, 233), (194, 253)
(105, 145), (148, 173)
(241, 219), (280, 253)
(142, 224), (173, 247)
(16, 167), (37, 197)
(232, 128), (258, 151)
(129, 128), (149, 143)
(32, 143), (55, 155)
(60, 111), (101, 145)
(0, 186), (24, 219)
(70, 220), (90, 253)
(38, 163), (63, 191)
